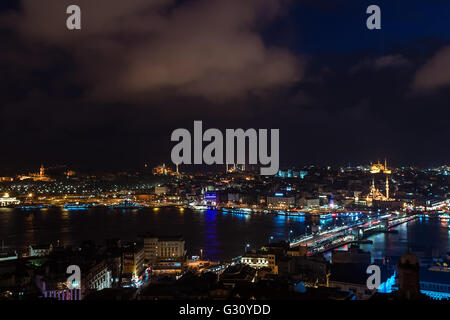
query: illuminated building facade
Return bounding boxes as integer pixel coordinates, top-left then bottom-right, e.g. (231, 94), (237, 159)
(226, 164), (246, 173)
(241, 252), (277, 274)
(18, 164), (53, 182)
(365, 158), (393, 206)
(153, 163), (179, 176)
(277, 169), (307, 179)
(143, 236), (185, 265)
(122, 243), (145, 281)
(267, 193), (296, 208)
(142, 236), (186, 275)
(84, 262), (112, 292)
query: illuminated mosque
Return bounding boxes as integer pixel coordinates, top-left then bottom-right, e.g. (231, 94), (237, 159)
(226, 164), (245, 173)
(18, 164), (53, 182)
(365, 159), (393, 205)
(152, 163), (180, 176)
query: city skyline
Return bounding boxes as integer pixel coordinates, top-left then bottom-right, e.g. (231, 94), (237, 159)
(0, 160), (449, 177)
(0, 0), (449, 305)
(0, 153), (448, 301)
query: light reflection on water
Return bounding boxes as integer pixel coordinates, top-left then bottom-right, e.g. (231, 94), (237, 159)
(0, 208), (448, 261)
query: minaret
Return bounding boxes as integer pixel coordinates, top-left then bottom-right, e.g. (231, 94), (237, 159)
(176, 163), (179, 174)
(385, 175), (389, 199)
(226, 164), (229, 172)
(40, 164), (45, 177)
(384, 158), (390, 199)
(370, 176), (376, 200)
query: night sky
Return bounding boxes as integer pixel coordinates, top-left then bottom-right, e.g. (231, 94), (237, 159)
(1, 0), (449, 173)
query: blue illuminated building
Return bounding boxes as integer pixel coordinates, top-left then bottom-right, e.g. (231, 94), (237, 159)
(204, 193), (217, 200)
(276, 169), (308, 179)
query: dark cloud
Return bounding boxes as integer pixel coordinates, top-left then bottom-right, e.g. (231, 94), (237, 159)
(351, 54), (409, 73)
(2, 0), (302, 102)
(413, 45), (450, 92)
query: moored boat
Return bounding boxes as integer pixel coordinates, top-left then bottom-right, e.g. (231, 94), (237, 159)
(109, 200), (142, 210)
(63, 203), (91, 210)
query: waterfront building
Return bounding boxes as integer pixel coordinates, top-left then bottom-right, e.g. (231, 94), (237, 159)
(203, 192), (218, 207)
(134, 194), (156, 202)
(422, 198), (447, 211)
(267, 193), (295, 209)
(298, 197), (320, 208)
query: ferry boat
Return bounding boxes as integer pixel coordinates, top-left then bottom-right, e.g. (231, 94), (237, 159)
(278, 210), (305, 217)
(221, 208), (251, 215)
(63, 203), (91, 210)
(439, 213), (450, 221)
(109, 200), (142, 210)
(0, 193), (20, 208)
(20, 205), (48, 210)
(319, 213), (333, 220)
(190, 205), (208, 210)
